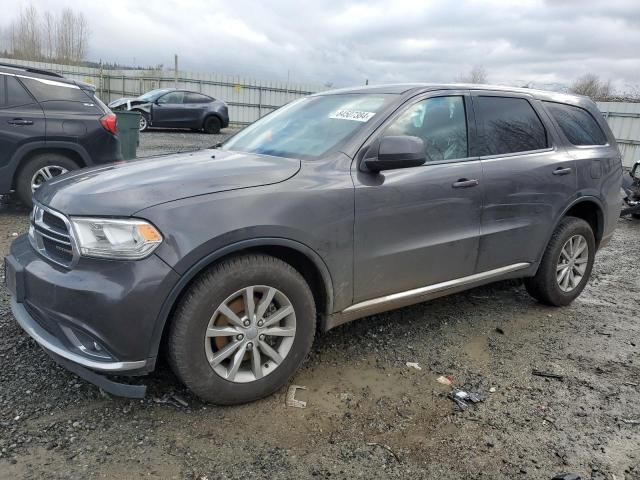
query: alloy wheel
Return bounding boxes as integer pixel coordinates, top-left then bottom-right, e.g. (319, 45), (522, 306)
(204, 285), (296, 383)
(556, 234), (589, 292)
(30, 165), (69, 192)
(139, 115), (148, 131)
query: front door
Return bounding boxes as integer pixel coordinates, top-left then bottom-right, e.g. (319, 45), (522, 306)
(352, 92), (483, 303)
(471, 92), (577, 271)
(152, 90), (186, 127)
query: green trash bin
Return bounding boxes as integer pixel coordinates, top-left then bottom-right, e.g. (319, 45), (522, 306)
(115, 111), (140, 160)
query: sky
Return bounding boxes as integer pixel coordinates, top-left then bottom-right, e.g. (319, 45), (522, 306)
(2, 0), (639, 91)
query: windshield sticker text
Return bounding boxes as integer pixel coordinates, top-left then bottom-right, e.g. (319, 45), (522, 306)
(329, 110), (376, 122)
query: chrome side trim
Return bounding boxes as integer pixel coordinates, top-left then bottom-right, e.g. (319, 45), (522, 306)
(343, 263), (531, 314)
(11, 298), (147, 372)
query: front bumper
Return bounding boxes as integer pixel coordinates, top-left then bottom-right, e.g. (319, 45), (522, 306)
(5, 234), (180, 395)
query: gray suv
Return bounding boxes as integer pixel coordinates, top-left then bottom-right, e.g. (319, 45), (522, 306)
(5, 84), (622, 404)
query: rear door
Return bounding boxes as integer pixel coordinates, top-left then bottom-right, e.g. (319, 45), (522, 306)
(472, 92), (576, 271)
(0, 74), (46, 191)
(353, 91), (484, 303)
(183, 92), (213, 128)
(151, 91), (186, 127)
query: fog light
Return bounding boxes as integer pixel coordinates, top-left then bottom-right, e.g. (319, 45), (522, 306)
(60, 326), (113, 360)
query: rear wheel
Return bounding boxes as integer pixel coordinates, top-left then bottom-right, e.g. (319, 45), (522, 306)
(15, 153), (79, 207)
(168, 254), (316, 405)
(203, 116), (221, 134)
(524, 216), (595, 306)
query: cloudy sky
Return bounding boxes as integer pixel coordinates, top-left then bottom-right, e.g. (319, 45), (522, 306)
(3, 0), (639, 90)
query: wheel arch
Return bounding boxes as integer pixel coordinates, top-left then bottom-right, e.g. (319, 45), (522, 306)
(202, 113), (223, 129)
(12, 144), (88, 189)
(148, 237), (334, 365)
(561, 197), (604, 248)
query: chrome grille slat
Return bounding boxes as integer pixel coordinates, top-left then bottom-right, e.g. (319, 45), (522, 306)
(28, 202), (78, 268)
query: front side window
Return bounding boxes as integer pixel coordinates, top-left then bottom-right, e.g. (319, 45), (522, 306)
(383, 96), (468, 161)
(223, 93), (395, 159)
(157, 91), (185, 104)
(544, 102), (607, 146)
(476, 96), (547, 156)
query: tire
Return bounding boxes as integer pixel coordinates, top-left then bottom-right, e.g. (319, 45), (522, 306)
(632, 213), (640, 220)
(168, 254), (316, 405)
(15, 153), (80, 208)
(137, 111), (149, 132)
(524, 216), (596, 306)
(203, 116), (221, 134)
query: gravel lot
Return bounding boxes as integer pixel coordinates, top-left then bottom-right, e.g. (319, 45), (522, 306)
(0, 133), (639, 479)
(137, 128), (239, 158)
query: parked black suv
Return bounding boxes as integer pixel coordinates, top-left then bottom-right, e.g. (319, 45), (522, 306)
(0, 63), (121, 207)
(5, 84), (622, 405)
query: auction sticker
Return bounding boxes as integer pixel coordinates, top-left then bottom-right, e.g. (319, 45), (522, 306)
(329, 109), (376, 122)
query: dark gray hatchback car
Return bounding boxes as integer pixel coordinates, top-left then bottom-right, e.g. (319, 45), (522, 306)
(5, 84), (622, 404)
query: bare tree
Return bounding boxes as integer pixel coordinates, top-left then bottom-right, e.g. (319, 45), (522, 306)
(42, 11), (55, 59)
(570, 73), (612, 101)
(54, 8), (89, 63)
(11, 4), (42, 60)
(457, 65), (488, 84)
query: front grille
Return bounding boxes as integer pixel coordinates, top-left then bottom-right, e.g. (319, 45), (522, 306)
(29, 203), (77, 268)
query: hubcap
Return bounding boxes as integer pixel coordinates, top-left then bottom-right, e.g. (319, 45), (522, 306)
(139, 116), (147, 131)
(556, 234), (589, 292)
(204, 286), (296, 383)
(31, 165), (69, 192)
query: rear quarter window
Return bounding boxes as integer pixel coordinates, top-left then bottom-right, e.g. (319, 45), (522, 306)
(543, 101), (607, 146)
(20, 77), (93, 103)
(0, 75), (37, 108)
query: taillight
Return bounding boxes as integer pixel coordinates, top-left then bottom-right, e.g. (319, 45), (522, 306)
(100, 113), (118, 135)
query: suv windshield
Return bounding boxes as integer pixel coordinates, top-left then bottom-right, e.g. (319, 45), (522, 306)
(223, 94), (395, 159)
(139, 89), (173, 102)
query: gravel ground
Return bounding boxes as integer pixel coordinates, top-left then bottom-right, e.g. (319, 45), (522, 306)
(0, 135), (638, 479)
(137, 128), (239, 158)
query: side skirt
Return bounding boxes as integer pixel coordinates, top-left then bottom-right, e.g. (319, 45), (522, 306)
(324, 263), (531, 331)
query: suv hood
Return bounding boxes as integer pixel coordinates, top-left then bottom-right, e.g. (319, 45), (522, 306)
(35, 149), (301, 216)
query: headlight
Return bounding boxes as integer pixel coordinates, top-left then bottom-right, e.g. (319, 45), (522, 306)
(70, 217), (162, 260)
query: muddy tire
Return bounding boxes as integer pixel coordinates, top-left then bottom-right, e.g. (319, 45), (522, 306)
(15, 153), (79, 208)
(525, 216), (595, 306)
(203, 116), (221, 134)
(167, 254), (316, 405)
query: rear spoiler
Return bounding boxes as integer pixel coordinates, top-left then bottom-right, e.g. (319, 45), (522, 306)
(72, 79), (97, 92)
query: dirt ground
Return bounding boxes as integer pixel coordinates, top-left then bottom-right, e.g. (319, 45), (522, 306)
(0, 137), (638, 479)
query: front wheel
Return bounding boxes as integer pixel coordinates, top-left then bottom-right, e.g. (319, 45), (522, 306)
(138, 112), (149, 132)
(168, 254), (316, 405)
(524, 216), (595, 306)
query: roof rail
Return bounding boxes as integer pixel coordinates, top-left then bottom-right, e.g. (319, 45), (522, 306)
(0, 62), (64, 78)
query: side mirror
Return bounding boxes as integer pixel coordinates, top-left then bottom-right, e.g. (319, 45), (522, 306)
(363, 136), (427, 172)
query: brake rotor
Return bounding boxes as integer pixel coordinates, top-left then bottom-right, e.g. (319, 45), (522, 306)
(213, 296), (245, 350)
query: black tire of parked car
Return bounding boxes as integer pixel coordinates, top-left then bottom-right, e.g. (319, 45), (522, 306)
(167, 254), (316, 405)
(524, 216), (595, 307)
(633, 213), (640, 220)
(203, 116), (222, 134)
(15, 153), (80, 208)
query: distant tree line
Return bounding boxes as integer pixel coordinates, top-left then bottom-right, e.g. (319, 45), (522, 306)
(455, 66), (639, 103)
(0, 4), (89, 64)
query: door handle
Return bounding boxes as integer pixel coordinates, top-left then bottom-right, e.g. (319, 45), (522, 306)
(7, 119), (34, 126)
(553, 167), (572, 176)
(452, 178), (479, 188)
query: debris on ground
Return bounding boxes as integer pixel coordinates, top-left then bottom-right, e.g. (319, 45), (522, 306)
(551, 474), (581, 480)
(405, 362), (422, 370)
(495, 327), (505, 335)
(366, 442), (401, 463)
(450, 388), (486, 411)
(621, 419), (640, 425)
(532, 369), (564, 381)
(489, 387), (496, 393)
(436, 375), (454, 386)
(286, 385), (307, 408)
(152, 393), (189, 408)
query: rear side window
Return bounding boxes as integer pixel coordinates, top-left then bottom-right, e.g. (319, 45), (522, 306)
(20, 77), (92, 103)
(544, 102), (607, 146)
(476, 96), (548, 156)
(0, 75), (36, 108)
(185, 92), (212, 103)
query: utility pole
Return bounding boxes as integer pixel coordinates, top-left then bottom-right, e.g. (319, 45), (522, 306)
(174, 54), (178, 88)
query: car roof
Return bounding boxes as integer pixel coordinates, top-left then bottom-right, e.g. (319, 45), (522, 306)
(316, 83), (587, 104)
(0, 62), (95, 91)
